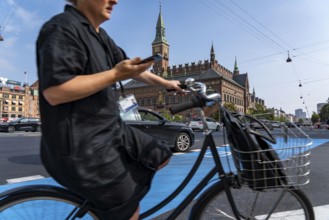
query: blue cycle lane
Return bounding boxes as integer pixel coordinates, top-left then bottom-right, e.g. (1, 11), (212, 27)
(0, 138), (328, 219)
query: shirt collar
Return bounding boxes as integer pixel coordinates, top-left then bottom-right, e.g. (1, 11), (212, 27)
(64, 4), (90, 25)
(64, 4), (105, 38)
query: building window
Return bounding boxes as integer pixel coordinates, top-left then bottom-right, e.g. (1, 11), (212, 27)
(165, 96), (169, 105)
(171, 96), (176, 104)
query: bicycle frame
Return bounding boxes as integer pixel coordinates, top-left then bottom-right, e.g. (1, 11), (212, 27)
(140, 107), (240, 220)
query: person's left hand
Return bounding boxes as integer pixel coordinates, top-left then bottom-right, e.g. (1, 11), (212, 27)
(165, 80), (186, 95)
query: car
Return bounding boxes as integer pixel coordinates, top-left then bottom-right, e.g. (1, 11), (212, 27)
(120, 107), (195, 152)
(285, 122), (300, 128)
(188, 117), (222, 131)
(0, 117), (41, 133)
(271, 121), (282, 128)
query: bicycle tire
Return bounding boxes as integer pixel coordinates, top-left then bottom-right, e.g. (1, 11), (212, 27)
(190, 182), (314, 220)
(0, 189), (100, 219)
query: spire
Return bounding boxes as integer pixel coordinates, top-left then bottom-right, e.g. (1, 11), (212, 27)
(233, 56), (239, 75)
(210, 42), (215, 63)
(152, 2), (168, 44)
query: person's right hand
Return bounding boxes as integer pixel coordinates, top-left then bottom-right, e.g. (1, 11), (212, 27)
(113, 57), (154, 82)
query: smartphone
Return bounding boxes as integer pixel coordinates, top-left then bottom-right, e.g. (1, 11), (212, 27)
(138, 53), (162, 64)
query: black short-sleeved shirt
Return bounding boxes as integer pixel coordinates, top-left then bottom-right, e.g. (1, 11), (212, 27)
(36, 5), (172, 218)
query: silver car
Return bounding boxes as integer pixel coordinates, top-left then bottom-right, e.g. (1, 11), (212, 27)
(188, 117), (222, 131)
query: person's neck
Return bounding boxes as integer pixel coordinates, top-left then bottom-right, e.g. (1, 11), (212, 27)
(76, 6), (101, 32)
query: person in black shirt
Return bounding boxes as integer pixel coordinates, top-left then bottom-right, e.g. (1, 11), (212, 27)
(36, 0), (182, 219)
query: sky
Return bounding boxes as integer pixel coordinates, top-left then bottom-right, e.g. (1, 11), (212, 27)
(0, 0), (329, 116)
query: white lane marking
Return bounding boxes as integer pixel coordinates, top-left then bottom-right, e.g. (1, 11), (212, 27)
(255, 204), (329, 219)
(7, 175), (44, 184)
(314, 204), (329, 220)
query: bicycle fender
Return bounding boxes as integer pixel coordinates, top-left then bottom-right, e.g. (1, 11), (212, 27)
(0, 184), (83, 201)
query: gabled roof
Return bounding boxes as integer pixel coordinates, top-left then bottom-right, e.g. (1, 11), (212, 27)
(233, 73), (248, 87)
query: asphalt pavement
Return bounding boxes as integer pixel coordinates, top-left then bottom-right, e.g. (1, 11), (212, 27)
(0, 129), (328, 219)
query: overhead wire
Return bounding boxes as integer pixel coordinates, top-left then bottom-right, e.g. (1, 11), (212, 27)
(0, 0), (24, 36)
(198, 0), (288, 52)
(198, 0), (321, 116)
(227, 0), (294, 50)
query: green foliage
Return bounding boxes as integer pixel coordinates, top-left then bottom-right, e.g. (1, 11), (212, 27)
(298, 118), (304, 125)
(273, 115), (286, 122)
(311, 112), (320, 124)
(160, 109), (183, 122)
(223, 102), (237, 112)
(319, 103), (329, 122)
(173, 114), (183, 122)
(248, 103), (273, 120)
(160, 109), (173, 121)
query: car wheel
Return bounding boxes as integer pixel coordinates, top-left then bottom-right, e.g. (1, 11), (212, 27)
(36, 125), (41, 132)
(174, 132), (191, 152)
(215, 126), (220, 131)
(7, 126), (15, 133)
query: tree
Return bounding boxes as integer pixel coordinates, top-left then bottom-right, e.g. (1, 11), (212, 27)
(223, 102), (237, 112)
(311, 112), (320, 125)
(319, 103), (329, 122)
(248, 104), (273, 120)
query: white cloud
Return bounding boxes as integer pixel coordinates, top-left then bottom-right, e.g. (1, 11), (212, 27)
(16, 7), (43, 30)
(0, 57), (16, 73)
(0, 36), (17, 48)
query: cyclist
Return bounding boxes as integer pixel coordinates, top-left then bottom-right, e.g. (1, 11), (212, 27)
(36, 0), (182, 219)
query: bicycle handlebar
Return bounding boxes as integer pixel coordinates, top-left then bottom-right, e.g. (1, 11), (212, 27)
(169, 95), (206, 114)
(168, 78), (221, 114)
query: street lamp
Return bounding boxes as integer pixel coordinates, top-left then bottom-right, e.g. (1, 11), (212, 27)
(286, 51), (292, 62)
(0, 26), (4, 41)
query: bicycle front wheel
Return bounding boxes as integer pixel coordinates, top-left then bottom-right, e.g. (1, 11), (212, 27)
(192, 183), (314, 220)
(0, 190), (100, 220)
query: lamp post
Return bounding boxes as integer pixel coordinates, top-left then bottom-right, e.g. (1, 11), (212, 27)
(0, 26), (4, 41)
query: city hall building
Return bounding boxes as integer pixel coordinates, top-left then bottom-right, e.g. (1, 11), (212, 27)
(122, 7), (264, 120)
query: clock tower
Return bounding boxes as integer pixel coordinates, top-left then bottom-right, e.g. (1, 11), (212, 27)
(152, 4), (169, 76)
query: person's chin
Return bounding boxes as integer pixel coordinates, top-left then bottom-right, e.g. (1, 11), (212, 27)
(103, 14), (111, 20)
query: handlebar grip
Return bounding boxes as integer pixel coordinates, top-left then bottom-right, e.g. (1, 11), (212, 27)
(166, 84), (187, 92)
(169, 95), (206, 114)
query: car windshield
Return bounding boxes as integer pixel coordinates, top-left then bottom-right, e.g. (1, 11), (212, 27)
(139, 111), (161, 122)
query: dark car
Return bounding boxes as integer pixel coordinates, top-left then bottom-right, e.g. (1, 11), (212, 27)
(285, 122), (300, 128)
(120, 107), (195, 152)
(0, 117), (41, 133)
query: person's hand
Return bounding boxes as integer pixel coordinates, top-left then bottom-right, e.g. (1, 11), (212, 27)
(113, 57), (154, 81)
(165, 80), (186, 95)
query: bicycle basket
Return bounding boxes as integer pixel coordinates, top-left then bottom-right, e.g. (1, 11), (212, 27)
(222, 108), (312, 190)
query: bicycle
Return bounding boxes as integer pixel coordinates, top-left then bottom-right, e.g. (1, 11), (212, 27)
(0, 78), (314, 219)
